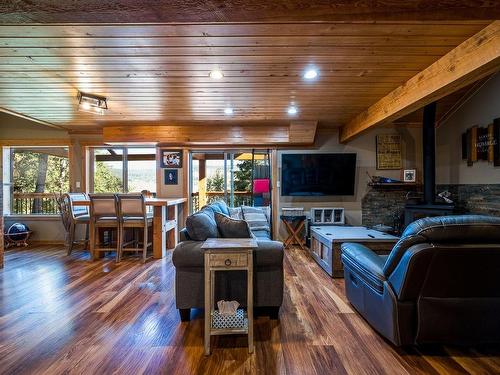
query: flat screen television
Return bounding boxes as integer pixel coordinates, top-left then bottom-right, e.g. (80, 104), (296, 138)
(281, 153), (356, 196)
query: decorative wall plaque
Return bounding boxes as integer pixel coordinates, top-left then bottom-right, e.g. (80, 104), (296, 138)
(376, 134), (402, 170)
(461, 119), (500, 167)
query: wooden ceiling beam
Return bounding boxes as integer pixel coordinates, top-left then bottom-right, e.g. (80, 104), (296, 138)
(340, 21), (500, 143)
(103, 121), (317, 146)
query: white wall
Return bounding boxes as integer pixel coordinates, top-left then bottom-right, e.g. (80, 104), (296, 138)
(4, 216), (69, 244)
(0, 112), (69, 140)
(436, 73), (500, 184)
(277, 126), (422, 238)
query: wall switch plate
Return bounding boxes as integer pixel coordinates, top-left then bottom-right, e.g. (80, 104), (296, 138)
(277, 181), (280, 188)
(76, 181), (81, 188)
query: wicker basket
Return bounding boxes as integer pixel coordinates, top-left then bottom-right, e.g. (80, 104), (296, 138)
(212, 309), (248, 329)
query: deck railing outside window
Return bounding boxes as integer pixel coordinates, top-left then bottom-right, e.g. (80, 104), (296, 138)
(12, 192), (60, 215)
(191, 191), (252, 212)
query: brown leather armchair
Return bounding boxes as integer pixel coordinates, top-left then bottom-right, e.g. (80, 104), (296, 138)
(341, 215), (500, 346)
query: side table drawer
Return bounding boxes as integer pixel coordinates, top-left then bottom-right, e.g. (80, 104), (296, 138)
(209, 253), (248, 268)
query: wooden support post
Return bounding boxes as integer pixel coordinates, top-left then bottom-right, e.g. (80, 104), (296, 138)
(69, 138), (84, 193)
(271, 149), (279, 241)
(198, 159), (207, 208)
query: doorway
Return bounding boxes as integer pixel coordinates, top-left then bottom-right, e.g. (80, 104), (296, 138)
(189, 150), (271, 213)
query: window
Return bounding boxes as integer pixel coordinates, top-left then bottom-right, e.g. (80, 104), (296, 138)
(89, 147), (156, 193)
(9, 147), (69, 215)
(92, 148), (124, 193)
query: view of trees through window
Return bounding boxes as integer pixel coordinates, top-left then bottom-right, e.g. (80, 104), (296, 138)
(11, 147), (69, 214)
(191, 152), (268, 211)
(92, 147), (156, 194)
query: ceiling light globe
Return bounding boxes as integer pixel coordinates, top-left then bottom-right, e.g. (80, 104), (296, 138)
(287, 106), (298, 115)
(303, 68), (318, 80)
(209, 70), (224, 80)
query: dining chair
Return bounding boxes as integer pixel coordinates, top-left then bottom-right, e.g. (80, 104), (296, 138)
(57, 193), (90, 255)
(116, 194), (153, 263)
(89, 194), (119, 260)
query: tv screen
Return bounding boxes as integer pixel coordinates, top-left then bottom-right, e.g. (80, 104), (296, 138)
(281, 153), (356, 196)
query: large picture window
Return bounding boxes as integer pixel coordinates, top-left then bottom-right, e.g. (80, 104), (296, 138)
(10, 147), (69, 215)
(89, 147), (156, 194)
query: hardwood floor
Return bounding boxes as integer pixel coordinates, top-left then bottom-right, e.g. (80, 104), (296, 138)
(1, 245), (499, 375)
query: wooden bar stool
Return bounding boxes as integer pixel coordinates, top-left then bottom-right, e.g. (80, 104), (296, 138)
(116, 194), (153, 263)
(89, 194), (119, 260)
(58, 193), (90, 255)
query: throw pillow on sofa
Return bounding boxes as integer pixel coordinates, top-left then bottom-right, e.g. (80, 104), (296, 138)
(186, 208), (219, 241)
(228, 206), (243, 220)
(203, 200), (230, 217)
(214, 212), (252, 238)
(242, 206), (270, 232)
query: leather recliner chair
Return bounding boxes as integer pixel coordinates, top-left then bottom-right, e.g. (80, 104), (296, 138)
(341, 215), (500, 346)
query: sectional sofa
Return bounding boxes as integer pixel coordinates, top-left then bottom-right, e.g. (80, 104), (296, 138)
(172, 201), (284, 321)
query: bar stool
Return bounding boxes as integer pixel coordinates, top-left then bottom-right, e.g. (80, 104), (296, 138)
(116, 194), (153, 263)
(58, 193), (90, 255)
(89, 194), (119, 260)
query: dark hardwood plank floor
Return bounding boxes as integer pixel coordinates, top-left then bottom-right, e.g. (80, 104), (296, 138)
(1, 245), (499, 375)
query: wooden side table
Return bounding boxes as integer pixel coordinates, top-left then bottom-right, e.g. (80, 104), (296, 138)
(280, 215), (306, 250)
(201, 238), (257, 355)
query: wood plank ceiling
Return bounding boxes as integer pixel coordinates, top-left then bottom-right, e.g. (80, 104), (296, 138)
(0, 20), (493, 132)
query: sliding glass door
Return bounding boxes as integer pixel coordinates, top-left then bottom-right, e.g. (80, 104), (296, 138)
(189, 150), (270, 213)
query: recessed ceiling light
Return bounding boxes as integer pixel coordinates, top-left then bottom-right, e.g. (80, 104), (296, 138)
(303, 68), (318, 80)
(287, 106), (298, 115)
(224, 107), (234, 115)
(209, 69), (224, 80)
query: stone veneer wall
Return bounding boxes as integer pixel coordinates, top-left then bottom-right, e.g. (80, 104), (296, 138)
(361, 187), (417, 229)
(436, 184), (500, 216)
(361, 184), (500, 229)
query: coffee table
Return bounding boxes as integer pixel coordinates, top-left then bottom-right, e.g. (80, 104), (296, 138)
(309, 226), (399, 278)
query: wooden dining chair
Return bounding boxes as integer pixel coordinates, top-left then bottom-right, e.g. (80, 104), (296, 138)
(57, 193), (90, 255)
(89, 194), (119, 260)
(116, 194), (153, 263)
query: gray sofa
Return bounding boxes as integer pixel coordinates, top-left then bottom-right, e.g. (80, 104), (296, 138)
(341, 215), (500, 346)
(172, 201), (284, 321)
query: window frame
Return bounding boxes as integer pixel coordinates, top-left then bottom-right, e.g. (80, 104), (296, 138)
(88, 146), (156, 194)
(4, 145), (70, 217)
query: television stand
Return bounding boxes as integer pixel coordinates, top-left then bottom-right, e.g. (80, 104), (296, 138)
(309, 226), (398, 277)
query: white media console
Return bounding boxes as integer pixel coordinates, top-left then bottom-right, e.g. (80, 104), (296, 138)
(310, 207), (345, 225)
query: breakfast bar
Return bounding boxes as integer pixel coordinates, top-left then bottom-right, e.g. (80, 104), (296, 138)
(73, 197), (187, 259)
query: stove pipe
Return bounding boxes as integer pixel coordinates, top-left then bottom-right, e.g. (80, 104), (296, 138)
(422, 102), (437, 205)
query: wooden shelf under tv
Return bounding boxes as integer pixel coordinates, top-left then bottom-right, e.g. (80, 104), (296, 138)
(368, 182), (421, 188)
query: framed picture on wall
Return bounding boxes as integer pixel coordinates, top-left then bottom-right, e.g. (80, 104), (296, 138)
(160, 150), (182, 168)
(403, 169), (416, 183)
(164, 169), (178, 185)
(376, 134), (402, 170)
